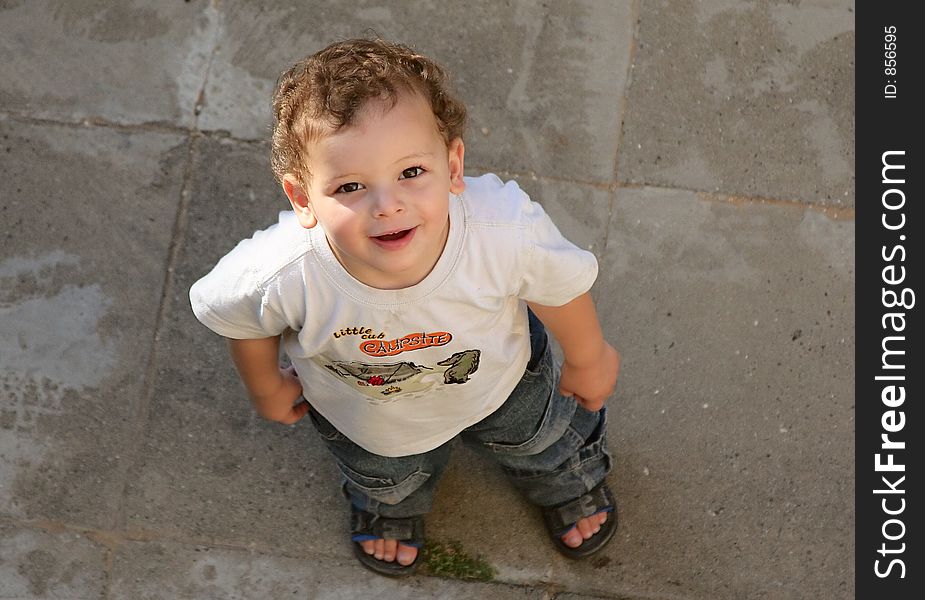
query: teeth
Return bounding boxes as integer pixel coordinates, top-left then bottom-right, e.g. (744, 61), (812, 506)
(376, 230), (407, 241)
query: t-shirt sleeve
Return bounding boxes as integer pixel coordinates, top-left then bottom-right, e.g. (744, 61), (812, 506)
(516, 193), (599, 307)
(189, 239), (295, 340)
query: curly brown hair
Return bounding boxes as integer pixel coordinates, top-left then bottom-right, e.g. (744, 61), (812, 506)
(270, 38), (467, 183)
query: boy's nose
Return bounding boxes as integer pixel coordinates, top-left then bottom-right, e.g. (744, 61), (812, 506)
(372, 191), (404, 217)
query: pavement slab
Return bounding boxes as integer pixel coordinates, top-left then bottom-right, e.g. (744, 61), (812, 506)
(0, 523), (106, 599)
(619, 0), (855, 206)
(197, 0), (633, 184)
(593, 186), (851, 599)
(0, 0), (211, 127)
(0, 118), (187, 530)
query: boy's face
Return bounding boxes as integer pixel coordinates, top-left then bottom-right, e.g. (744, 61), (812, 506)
(283, 92), (465, 290)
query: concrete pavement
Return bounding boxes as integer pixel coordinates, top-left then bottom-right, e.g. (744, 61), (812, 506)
(0, 1), (854, 598)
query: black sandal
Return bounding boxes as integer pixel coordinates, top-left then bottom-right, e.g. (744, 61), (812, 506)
(541, 482), (618, 559)
(350, 505), (424, 577)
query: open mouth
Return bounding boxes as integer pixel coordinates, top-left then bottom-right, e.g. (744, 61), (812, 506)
(373, 228), (412, 242)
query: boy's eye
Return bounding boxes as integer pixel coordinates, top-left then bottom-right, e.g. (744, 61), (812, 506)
(399, 166), (425, 180)
(335, 182), (363, 194)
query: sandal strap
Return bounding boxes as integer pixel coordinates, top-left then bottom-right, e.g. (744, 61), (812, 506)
(543, 483), (615, 534)
(350, 508), (425, 546)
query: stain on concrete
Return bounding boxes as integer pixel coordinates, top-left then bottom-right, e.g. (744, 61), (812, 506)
(621, 0), (854, 205)
(0, 254), (116, 392)
(1, 526), (106, 597)
(608, 187), (776, 284)
(0, 253), (121, 522)
(52, 0), (169, 43)
(1, 0), (207, 126)
(18, 549), (56, 596)
(796, 208), (854, 274)
(0, 121), (188, 272)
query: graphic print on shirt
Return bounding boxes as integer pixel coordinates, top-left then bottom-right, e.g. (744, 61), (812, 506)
(314, 328), (481, 404)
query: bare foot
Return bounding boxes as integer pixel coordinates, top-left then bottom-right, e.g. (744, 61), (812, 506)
(359, 539), (418, 566)
(560, 512), (609, 548)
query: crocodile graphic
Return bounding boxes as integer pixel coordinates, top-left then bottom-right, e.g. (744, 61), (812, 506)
(437, 349), (481, 384)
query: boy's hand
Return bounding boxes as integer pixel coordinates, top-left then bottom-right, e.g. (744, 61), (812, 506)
(227, 337), (310, 425)
(254, 365), (310, 425)
(558, 342), (620, 412)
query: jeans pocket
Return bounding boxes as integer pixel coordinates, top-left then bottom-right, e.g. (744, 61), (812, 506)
(572, 405), (612, 476)
(484, 388), (577, 457)
(338, 464), (431, 506)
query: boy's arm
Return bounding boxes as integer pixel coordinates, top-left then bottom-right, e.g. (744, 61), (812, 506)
(227, 336), (309, 424)
(527, 292), (620, 411)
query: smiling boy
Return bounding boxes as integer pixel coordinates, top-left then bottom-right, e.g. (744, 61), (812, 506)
(282, 91), (461, 290)
(190, 38), (620, 576)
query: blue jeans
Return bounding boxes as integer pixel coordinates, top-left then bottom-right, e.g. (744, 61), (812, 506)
(307, 311), (613, 519)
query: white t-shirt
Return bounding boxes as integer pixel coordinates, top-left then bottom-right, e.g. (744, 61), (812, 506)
(190, 174), (598, 456)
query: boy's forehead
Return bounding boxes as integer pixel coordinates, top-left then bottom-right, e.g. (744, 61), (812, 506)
(362, 88), (432, 118)
(349, 91), (438, 135)
(305, 93), (444, 174)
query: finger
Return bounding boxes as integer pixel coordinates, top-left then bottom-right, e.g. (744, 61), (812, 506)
(573, 393), (593, 409)
(293, 400), (311, 418)
(576, 396), (604, 412)
(280, 404), (308, 425)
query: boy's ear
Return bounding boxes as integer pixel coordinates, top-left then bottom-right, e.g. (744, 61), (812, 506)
(282, 174), (318, 228)
(447, 137), (466, 195)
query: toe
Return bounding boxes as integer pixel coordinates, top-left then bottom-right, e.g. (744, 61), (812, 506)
(576, 516), (596, 540)
(382, 539), (398, 562)
(561, 526), (583, 548)
(361, 538), (416, 564)
(397, 543), (418, 566)
(561, 512), (609, 548)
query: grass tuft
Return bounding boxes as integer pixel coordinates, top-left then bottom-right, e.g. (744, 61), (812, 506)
(421, 539), (496, 581)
